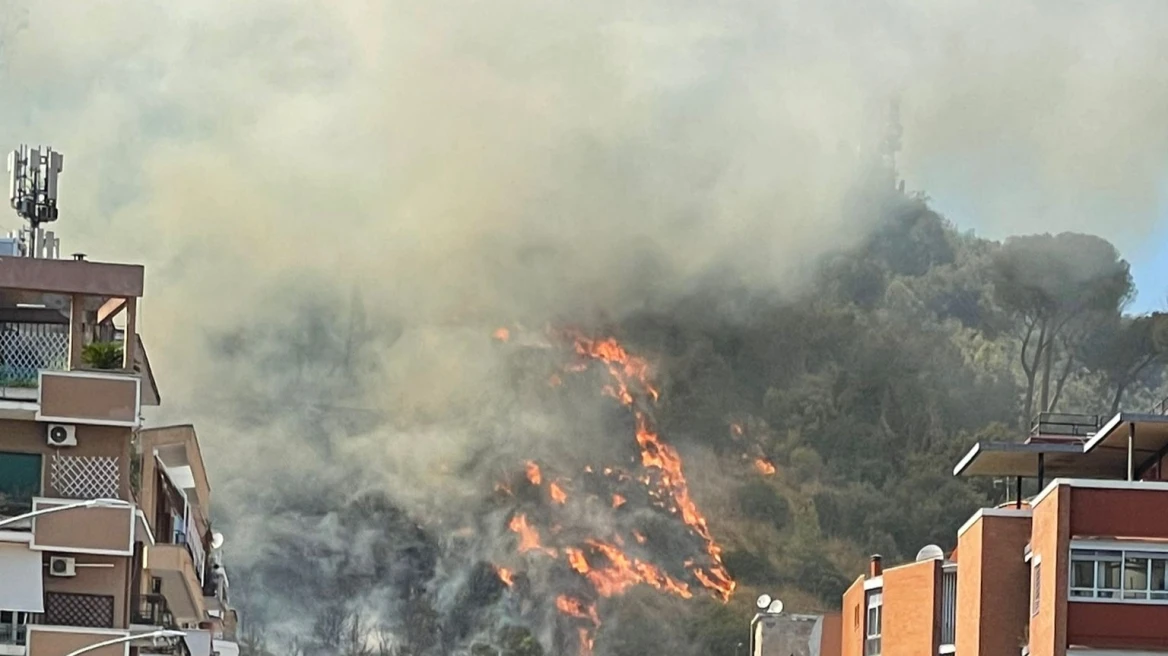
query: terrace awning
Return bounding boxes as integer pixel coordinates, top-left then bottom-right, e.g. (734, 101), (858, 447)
(952, 441), (1112, 479)
(1082, 413), (1168, 480)
(0, 543), (44, 612)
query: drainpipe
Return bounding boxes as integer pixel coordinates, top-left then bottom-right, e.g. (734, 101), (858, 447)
(1128, 422), (1136, 481)
(1037, 453), (1045, 491)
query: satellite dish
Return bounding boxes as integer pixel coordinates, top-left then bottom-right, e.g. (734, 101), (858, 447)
(916, 544), (944, 561)
(210, 532), (225, 550)
(767, 599), (784, 614)
(755, 594), (772, 610)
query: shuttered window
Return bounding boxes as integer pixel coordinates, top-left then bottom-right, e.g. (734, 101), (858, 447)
(0, 452), (41, 516)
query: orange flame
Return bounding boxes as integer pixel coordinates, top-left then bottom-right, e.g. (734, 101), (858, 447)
(526, 461), (542, 486)
(556, 595), (601, 626)
(754, 458), (776, 475)
(493, 327), (511, 342)
(570, 332), (735, 602)
(730, 423), (744, 436)
(496, 566), (514, 587)
(549, 481), (568, 505)
(577, 628), (594, 656)
(509, 514), (556, 557)
(611, 494), (626, 508)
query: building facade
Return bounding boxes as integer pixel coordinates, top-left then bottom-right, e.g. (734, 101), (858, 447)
(0, 253), (237, 656)
(842, 411), (1168, 656)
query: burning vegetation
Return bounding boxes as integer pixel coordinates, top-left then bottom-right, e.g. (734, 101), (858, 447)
(488, 328), (736, 655)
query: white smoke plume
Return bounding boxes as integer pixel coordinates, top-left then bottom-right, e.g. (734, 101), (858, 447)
(3, 0), (1167, 652)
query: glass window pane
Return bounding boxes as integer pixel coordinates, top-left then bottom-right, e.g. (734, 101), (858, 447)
(1125, 557), (1150, 594)
(0, 451), (41, 515)
(1153, 560), (1167, 591)
(1069, 589), (1093, 598)
(1101, 560), (1122, 590)
(1071, 560), (1096, 588)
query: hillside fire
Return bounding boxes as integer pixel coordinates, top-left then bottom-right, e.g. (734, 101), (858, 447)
(491, 327), (736, 654)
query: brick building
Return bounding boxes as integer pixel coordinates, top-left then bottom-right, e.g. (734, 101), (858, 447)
(842, 411), (1168, 655)
(0, 249), (238, 656)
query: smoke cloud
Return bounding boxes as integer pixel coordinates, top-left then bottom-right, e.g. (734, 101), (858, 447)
(3, 0), (1167, 652)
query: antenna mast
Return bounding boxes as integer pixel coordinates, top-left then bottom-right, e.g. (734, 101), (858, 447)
(7, 145), (63, 258)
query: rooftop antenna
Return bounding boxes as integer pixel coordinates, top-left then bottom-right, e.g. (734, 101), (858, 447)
(7, 145), (63, 258)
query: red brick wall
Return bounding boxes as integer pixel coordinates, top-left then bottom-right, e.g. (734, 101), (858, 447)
(1070, 486), (1168, 539)
(1067, 602), (1168, 648)
(841, 577), (865, 656)
(1030, 485), (1070, 656)
(820, 612), (842, 656)
(883, 559), (940, 656)
(955, 512), (1032, 656)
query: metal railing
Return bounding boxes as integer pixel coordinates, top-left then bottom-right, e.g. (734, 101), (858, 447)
(0, 621), (29, 646)
(131, 593), (176, 628)
(1029, 412), (1101, 439)
(173, 529), (207, 585)
(0, 321), (69, 387)
(1151, 395), (1168, 416)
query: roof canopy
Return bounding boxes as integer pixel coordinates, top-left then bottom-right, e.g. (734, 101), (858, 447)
(954, 412), (1168, 480)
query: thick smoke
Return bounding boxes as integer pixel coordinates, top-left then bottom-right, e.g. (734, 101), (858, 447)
(3, 0), (1168, 653)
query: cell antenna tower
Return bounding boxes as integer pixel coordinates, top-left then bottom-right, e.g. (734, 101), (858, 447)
(7, 145), (64, 258)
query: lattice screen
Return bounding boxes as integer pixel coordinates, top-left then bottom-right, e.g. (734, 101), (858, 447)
(50, 454), (120, 499)
(0, 326), (68, 385)
(43, 592), (115, 628)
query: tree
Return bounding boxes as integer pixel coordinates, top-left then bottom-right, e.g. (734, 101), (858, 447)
(1081, 312), (1168, 413)
(990, 233), (1133, 423)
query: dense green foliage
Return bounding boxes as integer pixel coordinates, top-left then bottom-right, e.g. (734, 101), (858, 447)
(602, 195), (1168, 654)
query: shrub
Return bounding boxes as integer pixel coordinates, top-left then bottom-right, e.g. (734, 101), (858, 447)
(82, 341), (123, 369)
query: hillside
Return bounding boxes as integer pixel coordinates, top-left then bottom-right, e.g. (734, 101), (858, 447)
(221, 190), (1166, 656)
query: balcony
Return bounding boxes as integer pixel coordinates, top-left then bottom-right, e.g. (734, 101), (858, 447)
(0, 321), (68, 391)
(0, 612), (30, 656)
(131, 593), (177, 629)
(149, 538), (208, 625)
(29, 497), (135, 556)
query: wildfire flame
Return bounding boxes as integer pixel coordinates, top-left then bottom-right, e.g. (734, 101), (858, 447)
(573, 333), (735, 601)
(494, 329), (736, 656)
(526, 461), (542, 486)
(549, 481), (568, 505)
(493, 327), (511, 342)
(754, 458), (776, 475)
(509, 513), (557, 557)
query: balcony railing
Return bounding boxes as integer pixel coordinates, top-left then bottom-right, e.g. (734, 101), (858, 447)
(0, 321), (68, 387)
(132, 593), (177, 628)
(173, 529), (207, 585)
(0, 621), (29, 646)
(1151, 395), (1168, 416)
(1029, 412), (1101, 440)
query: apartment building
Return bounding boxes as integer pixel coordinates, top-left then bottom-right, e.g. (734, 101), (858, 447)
(0, 252), (238, 656)
(842, 411), (1168, 656)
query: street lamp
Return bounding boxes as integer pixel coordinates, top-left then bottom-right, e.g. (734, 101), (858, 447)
(0, 498), (132, 530)
(63, 629), (185, 656)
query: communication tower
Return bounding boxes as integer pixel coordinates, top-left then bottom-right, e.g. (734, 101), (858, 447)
(6, 145), (64, 258)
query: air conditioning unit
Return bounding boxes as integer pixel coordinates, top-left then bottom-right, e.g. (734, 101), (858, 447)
(46, 423), (76, 447)
(49, 556), (76, 577)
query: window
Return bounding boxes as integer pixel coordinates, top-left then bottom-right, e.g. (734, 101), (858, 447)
(865, 591), (882, 656)
(1070, 548), (1168, 601)
(0, 451), (42, 516)
(1031, 559), (1041, 616)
